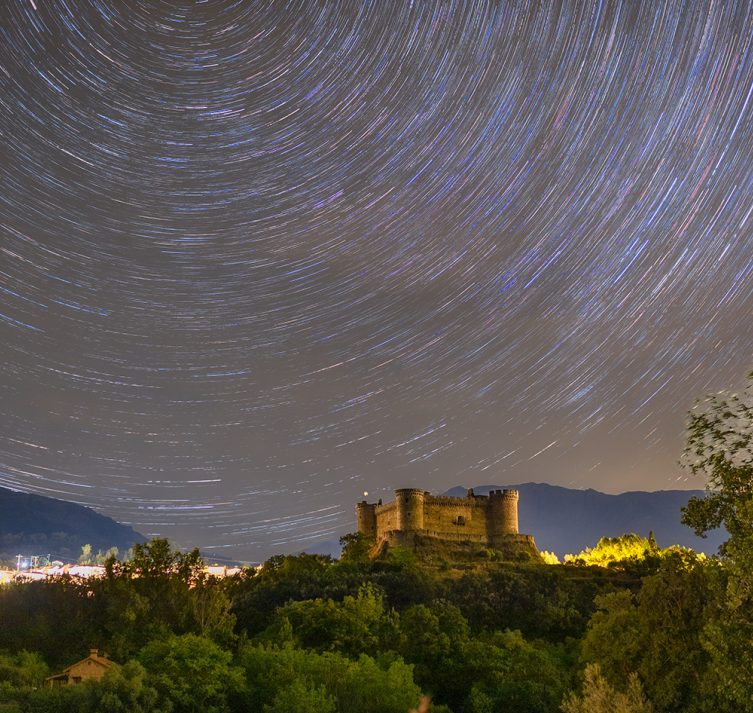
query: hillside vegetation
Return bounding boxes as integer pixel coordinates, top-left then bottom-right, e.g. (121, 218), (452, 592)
(0, 532), (721, 713)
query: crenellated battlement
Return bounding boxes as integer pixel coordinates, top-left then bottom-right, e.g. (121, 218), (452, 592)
(488, 488), (519, 500)
(356, 487), (533, 552)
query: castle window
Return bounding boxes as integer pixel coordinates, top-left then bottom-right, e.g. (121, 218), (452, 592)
(455, 515), (465, 526)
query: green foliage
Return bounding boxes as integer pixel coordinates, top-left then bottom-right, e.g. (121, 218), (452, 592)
(138, 633), (244, 713)
(91, 538), (236, 658)
(95, 547), (119, 565)
(9, 501), (753, 713)
(263, 679), (336, 713)
(694, 541), (753, 712)
(540, 550), (560, 564)
(580, 590), (642, 682)
(0, 537), (240, 699)
(78, 543), (93, 565)
(115, 538), (204, 581)
(239, 644), (422, 713)
(76, 546), (118, 566)
(582, 548), (718, 712)
(561, 663), (654, 713)
(271, 583), (396, 657)
(231, 550), (437, 639)
(384, 545), (419, 568)
(23, 682), (91, 712)
(0, 650), (49, 699)
(397, 601), (469, 675)
(191, 578), (237, 646)
(364, 556), (438, 609)
(91, 661), (162, 713)
(441, 633), (571, 713)
(86, 661), (162, 713)
(394, 600), (476, 706)
(678, 373), (753, 711)
(231, 554), (344, 635)
(0, 578), (95, 667)
(681, 376), (753, 554)
(564, 533), (661, 573)
(443, 565), (610, 640)
(338, 532), (373, 563)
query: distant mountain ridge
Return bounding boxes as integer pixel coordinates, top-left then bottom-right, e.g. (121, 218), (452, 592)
(443, 483), (725, 557)
(0, 487), (145, 562)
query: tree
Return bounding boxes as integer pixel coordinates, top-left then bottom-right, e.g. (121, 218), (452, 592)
(396, 601), (469, 694)
(95, 547), (119, 565)
(239, 645), (422, 713)
(263, 679), (335, 713)
(84, 661), (163, 713)
(116, 538), (204, 582)
(0, 649), (49, 704)
(681, 376), (753, 554)
(679, 373), (753, 711)
(564, 533), (661, 572)
(78, 543), (93, 565)
(444, 632), (570, 713)
(561, 664), (654, 713)
(231, 554), (342, 636)
(581, 552), (717, 712)
(90, 538), (235, 658)
(191, 578), (236, 645)
(444, 566), (601, 640)
(0, 578), (96, 667)
(138, 633), (244, 713)
(271, 583), (396, 657)
(338, 532), (373, 563)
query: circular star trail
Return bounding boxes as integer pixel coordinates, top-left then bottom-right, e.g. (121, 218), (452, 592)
(2, 1), (753, 560)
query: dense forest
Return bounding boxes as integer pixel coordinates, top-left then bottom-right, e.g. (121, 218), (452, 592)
(0, 534), (686, 713)
(2, 376), (753, 713)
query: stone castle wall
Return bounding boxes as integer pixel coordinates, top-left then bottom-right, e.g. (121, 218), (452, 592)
(422, 496), (488, 541)
(374, 501), (397, 540)
(357, 488), (523, 549)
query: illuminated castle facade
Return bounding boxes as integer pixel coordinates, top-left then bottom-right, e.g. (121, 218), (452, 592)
(356, 488), (536, 550)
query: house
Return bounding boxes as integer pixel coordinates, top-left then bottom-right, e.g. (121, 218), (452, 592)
(46, 649), (115, 687)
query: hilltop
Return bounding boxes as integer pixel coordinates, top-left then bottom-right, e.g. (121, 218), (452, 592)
(0, 487), (144, 562)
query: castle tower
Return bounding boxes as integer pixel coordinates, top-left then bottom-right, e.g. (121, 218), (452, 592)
(356, 501), (377, 536)
(395, 488), (426, 531)
(487, 489), (519, 543)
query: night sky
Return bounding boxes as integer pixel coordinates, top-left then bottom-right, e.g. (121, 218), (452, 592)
(3, 1), (753, 560)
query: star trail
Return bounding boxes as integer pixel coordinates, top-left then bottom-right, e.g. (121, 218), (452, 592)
(2, 1), (753, 560)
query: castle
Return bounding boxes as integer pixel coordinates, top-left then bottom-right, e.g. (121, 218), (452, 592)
(356, 488), (536, 552)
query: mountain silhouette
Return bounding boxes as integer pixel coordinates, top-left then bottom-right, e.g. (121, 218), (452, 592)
(0, 487), (145, 562)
